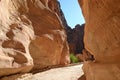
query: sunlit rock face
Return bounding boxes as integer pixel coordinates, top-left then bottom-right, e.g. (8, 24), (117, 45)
(79, 0), (120, 80)
(29, 0), (70, 71)
(0, 0), (34, 77)
(0, 0), (70, 77)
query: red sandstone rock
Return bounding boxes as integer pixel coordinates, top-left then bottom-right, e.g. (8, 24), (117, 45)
(78, 0), (120, 80)
(0, 0), (70, 77)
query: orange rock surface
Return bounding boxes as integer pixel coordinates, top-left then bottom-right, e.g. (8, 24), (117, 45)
(0, 0), (70, 77)
(78, 0), (120, 80)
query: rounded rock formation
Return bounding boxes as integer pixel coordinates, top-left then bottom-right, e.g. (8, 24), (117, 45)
(0, 0), (70, 77)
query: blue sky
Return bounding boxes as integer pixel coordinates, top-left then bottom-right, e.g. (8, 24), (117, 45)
(58, 0), (85, 28)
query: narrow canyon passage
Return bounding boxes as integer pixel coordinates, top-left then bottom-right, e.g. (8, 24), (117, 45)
(1, 0), (120, 80)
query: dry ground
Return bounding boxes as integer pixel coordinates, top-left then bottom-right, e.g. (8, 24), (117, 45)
(17, 64), (84, 80)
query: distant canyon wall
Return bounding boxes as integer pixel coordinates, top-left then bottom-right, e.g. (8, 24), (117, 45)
(57, 2), (85, 54)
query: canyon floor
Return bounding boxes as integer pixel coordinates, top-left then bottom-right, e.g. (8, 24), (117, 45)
(16, 63), (83, 80)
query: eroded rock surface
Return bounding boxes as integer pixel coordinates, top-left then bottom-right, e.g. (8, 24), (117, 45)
(0, 0), (70, 77)
(79, 0), (120, 80)
(0, 0), (34, 77)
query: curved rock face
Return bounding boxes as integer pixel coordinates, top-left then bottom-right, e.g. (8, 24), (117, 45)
(79, 0), (120, 63)
(0, 0), (70, 77)
(79, 0), (120, 80)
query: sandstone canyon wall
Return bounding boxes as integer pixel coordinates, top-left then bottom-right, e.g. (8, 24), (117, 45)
(68, 24), (84, 54)
(78, 0), (120, 80)
(0, 0), (70, 77)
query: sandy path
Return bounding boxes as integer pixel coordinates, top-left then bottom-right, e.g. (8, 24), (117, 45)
(17, 64), (83, 80)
